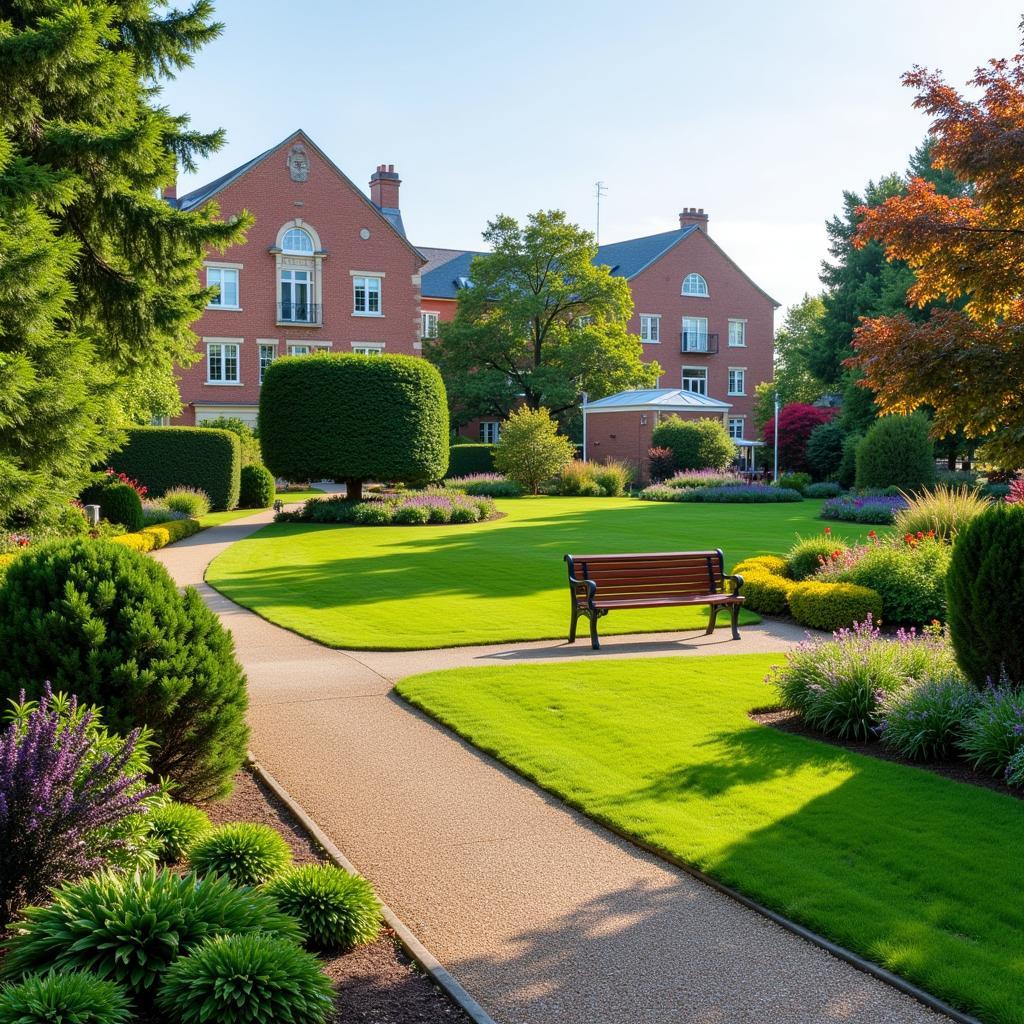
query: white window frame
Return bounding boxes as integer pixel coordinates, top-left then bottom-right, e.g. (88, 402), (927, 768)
(205, 264), (241, 309)
(421, 312), (439, 339)
(351, 343), (385, 356)
(682, 272), (709, 297)
(682, 316), (710, 352)
(728, 319), (747, 347)
(282, 227), (314, 254)
(352, 273), (383, 316)
(681, 366), (708, 396)
(728, 367), (746, 396)
(279, 268), (314, 323)
(287, 342), (331, 357)
(258, 341), (278, 384)
(728, 416), (745, 440)
(479, 420), (501, 444)
(639, 314), (661, 344)
(205, 339), (242, 385)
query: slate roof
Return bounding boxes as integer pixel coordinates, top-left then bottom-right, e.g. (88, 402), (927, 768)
(418, 247), (484, 299)
(172, 145), (277, 211)
(584, 388), (732, 412)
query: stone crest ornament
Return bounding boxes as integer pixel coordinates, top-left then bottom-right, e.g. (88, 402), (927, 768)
(287, 145), (309, 182)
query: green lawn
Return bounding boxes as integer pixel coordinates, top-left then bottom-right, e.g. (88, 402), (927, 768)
(206, 496), (876, 650)
(197, 489), (325, 529)
(397, 655), (1024, 1024)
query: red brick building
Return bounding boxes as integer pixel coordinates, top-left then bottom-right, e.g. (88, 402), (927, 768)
(420, 209), (778, 446)
(167, 131), (425, 425)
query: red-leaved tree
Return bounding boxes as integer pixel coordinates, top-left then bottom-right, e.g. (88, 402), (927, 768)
(762, 403), (836, 474)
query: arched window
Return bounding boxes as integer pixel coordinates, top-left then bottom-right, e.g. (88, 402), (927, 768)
(682, 272), (708, 296)
(282, 227), (314, 253)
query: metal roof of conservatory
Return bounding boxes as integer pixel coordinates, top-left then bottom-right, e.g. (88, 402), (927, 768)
(583, 389), (732, 414)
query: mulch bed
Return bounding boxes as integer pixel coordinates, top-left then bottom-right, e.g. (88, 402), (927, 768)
(751, 707), (1022, 801)
(204, 768), (473, 1023)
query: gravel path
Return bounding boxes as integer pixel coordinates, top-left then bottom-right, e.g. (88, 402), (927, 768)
(153, 509), (945, 1024)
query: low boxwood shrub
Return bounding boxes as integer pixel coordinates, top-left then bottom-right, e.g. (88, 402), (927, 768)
(776, 472), (812, 494)
(156, 933), (334, 1024)
(804, 482), (843, 499)
(188, 823), (293, 886)
(446, 442), (495, 477)
(149, 802), (214, 863)
(108, 427), (241, 512)
(99, 482), (143, 532)
(958, 686), (1024, 776)
(855, 413), (935, 491)
(947, 503), (1024, 686)
(877, 677), (979, 761)
(109, 518), (202, 554)
(788, 581), (883, 633)
(737, 571), (792, 615)
(0, 540), (249, 802)
(787, 533), (849, 581)
(263, 864), (381, 950)
(0, 970), (132, 1024)
(733, 555), (791, 578)
(161, 486), (210, 519)
(1, 869), (301, 997)
(238, 464), (276, 509)
(675, 484), (802, 503)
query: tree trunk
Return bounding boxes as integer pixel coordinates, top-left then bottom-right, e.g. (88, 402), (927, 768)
(346, 478), (363, 502)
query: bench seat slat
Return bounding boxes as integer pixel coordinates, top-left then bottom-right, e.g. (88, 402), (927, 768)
(593, 594), (739, 609)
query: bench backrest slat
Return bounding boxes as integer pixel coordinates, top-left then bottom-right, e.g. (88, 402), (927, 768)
(566, 550), (727, 597)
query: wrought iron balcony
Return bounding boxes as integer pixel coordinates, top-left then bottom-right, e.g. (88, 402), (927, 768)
(680, 331), (719, 354)
(277, 302), (321, 325)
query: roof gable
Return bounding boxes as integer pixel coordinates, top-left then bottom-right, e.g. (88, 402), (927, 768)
(594, 226), (697, 279)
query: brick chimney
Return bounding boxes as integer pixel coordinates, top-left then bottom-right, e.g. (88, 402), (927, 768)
(679, 207), (708, 229)
(162, 174), (177, 202)
(370, 164), (401, 210)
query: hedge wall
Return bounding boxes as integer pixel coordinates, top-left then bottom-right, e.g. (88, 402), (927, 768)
(260, 354), (448, 500)
(108, 427), (241, 511)
(446, 443), (495, 477)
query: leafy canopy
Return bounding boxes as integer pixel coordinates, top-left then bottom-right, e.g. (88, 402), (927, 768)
(493, 406), (575, 494)
(850, 31), (1024, 467)
(425, 211), (659, 427)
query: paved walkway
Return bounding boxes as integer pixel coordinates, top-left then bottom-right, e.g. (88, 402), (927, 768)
(155, 511), (943, 1024)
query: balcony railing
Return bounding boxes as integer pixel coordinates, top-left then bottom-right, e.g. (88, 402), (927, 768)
(680, 331), (719, 354)
(277, 301), (322, 325)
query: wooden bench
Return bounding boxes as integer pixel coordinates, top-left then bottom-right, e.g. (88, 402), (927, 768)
(563, 550), (744, 649)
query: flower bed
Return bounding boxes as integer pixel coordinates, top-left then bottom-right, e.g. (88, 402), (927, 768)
(110, 518), (203, 553)
(820, 493), (908, 524)
(445, 473), (523, 498)
(277, 491), (498, 526)
(640, 483), (803, 503)
(659, 468), (745, 489)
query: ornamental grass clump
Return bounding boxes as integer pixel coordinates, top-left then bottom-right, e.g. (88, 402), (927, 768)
(958, 685), (1024, 777)
(787, 532), (850, 580)
(148, 802), (214, 863)
(877, 677), (978, 761)
(893, 484), (990, 541)
(1, 868), (302, 997)
(0, 970), (132, 1024)
(0, 688), (158, 928)
(263, 864), (381, 950)
(156, 933), (334, 1024)
(188, 822), (293, 885)
(769, 617), (958, 741)
(663, 468), (744, 489)
(160, 486), (211, 518)
(446, 473), (523, 498)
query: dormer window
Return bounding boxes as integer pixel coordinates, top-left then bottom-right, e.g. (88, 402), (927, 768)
(682, 273), (708, 297)
(282, 227), (314, 254)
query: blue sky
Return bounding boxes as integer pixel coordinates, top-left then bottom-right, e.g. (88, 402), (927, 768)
(163, 0), (1020, 316)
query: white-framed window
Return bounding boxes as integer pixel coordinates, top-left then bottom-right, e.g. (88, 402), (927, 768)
(728, 319), (747, 347)
(258, 342), (277, 384)
(682, 316), (709, 352)
(353, 276), (382, 315)
(206, 341), (240, 384)
(728, 368), (746, 395)
(682, 273), (708, 296)
(639, 314), (660, 344)
(728, 417), (745, 440)
(421, 312), (439, 339)
(206, 267), (239, 308)
(479, 420), (500, 444)
(681, 367), (708, 395)
(352, 344), (384, 356)
(282, 227), (314, 254)
(280, 269), (313, 322)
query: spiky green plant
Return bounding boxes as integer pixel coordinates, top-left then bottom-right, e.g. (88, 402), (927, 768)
(188, 823), (292, 885)
(0, 970), (132, 1024)
(148, 802), (213, 863)
(893, 483), (990, 541)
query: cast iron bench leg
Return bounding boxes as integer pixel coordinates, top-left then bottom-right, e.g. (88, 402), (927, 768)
(730, 602), (741, 641)
(705, 605), (719, 635)
(589, 612), (601, 650)
(568, 603), (579, 644)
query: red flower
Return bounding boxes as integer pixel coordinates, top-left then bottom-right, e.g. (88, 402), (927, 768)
(824, 527), (831, 536)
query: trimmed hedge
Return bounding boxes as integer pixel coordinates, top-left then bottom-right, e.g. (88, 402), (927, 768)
(738, 571), (793, 615)
(650, 416), (735, 472)
(110, 518), (202, 553)
(260, 354), (448, 500)
(108, 427), (241, 511)
(733, 555), (791, 579)
(788, 581), (883, 632)
(239, 464), (275, 508)
(446, 443), (495, 477)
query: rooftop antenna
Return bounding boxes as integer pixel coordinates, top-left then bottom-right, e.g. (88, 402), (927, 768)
(595, 180), (607, 245)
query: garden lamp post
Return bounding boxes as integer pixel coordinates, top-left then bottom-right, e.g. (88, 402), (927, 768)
(773, 392), (780, 484)
(581, 392), (589, 462)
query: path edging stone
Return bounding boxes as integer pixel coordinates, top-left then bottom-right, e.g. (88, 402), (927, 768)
(247, 754), (499, 1024)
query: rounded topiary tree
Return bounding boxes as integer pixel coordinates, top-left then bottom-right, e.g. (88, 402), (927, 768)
(239, 464), (275, 508)
(855, 413), (936, 491)
(805, 420), (847, 481)
(651, 416), (735, 472)
(99, 482), (143, 531)
(259, 354), (448, 501)
(947, 503), (1024, 687)
(0, 540), (249, 801)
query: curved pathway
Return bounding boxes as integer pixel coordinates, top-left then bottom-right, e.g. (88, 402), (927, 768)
(155, 511), (943, 1024)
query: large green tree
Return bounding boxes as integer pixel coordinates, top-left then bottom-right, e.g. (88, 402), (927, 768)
(425, 211), (660, 428)
(0, 0), (249, 527)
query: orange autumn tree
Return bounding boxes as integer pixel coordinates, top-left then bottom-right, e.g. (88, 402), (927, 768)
(849, 31), (1024, 468)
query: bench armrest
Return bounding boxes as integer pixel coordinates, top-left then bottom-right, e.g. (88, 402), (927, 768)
(725, 573), (744, 596)
(567, 575), (597, 607)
